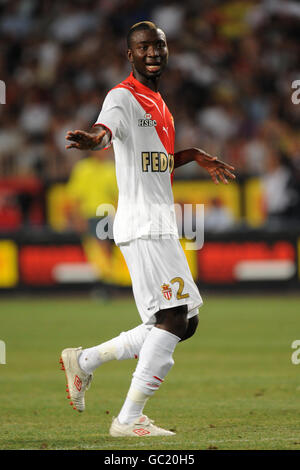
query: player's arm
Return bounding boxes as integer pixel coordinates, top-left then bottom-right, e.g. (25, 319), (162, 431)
(174, 147), (235, 185)
(65, 126), (111, 151)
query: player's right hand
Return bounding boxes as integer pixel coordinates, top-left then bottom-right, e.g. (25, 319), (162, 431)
(65, 129), (106, 150)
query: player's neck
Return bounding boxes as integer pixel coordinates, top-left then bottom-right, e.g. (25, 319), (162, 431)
(132, 70), (160, 93)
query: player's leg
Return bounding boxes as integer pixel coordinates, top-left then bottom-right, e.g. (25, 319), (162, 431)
(110, 238), (202, 436)
(180, 314), (199, 341)
(155, 304), (189, 337)
(111, 305), (189, 436)
(78, 323), (152, 373)
(60, 310), (197, 402)
(59, 313), (196, 413)
(59, 323), (152, 412)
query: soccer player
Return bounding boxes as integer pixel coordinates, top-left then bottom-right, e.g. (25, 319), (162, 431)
(61, 21), (235, 437)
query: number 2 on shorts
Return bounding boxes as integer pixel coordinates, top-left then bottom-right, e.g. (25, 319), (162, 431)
(170, 277), (190, 300)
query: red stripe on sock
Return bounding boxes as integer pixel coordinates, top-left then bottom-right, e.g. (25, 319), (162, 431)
(153, 376), (164, 383)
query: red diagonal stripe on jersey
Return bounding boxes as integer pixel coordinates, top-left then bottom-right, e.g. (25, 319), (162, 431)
(113, 73), (175, 156)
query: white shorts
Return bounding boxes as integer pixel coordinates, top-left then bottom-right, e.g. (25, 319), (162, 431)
(119, 237), (203, 325)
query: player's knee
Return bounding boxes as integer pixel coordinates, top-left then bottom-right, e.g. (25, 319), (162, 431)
(173, 313), (189, 339)
(180, 315), (199, 342)
(155, 305), (188, 339)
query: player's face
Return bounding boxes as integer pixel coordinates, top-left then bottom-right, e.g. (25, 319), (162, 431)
(127, 28), (169, 82)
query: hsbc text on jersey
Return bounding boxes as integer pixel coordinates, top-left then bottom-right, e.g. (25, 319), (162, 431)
(138, 118), (157, 127)
(142, 152), (174, 173)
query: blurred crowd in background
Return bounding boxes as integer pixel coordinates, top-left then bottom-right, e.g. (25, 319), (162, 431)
(0, 0), (300, 232)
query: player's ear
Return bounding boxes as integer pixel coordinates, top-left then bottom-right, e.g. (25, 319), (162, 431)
(127, 49), (133, 64)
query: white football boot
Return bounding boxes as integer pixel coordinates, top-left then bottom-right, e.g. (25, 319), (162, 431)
(59, 347), (93, 412)
(109, 415), (176, 437)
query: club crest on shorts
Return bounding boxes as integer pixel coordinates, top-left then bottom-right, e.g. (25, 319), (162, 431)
(161, 283), (172, 300)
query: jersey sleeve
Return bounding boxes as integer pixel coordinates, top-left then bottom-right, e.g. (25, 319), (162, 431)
(94, 88), (129, 144)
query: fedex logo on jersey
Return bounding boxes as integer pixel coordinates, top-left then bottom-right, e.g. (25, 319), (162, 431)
(138, 113), (157, 127)
(142, 151), (174, 173)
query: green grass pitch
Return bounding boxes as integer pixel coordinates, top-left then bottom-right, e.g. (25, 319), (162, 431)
(0, 293), (300, 450)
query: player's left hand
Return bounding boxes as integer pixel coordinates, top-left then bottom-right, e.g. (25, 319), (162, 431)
(195, 151), (236, 185)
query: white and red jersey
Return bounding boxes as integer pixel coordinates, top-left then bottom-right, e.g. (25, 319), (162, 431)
(95, 72), (178, 245)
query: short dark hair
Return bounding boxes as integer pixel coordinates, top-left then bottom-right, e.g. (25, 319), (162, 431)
(127, 21), (158, 48)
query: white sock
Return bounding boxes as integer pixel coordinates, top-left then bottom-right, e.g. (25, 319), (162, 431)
(78, 323), (151, 374)
(117, 327), (180, 424)
(117, 386), (151, 425)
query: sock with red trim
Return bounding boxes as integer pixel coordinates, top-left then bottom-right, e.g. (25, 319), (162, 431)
(117, 327), (180, 425)
(78, 324), (151, 374)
